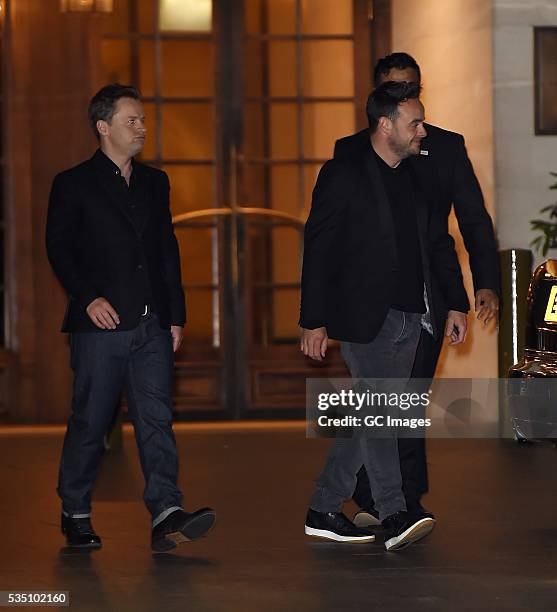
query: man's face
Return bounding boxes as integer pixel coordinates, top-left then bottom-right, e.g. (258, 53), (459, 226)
(379, 67), (420, 85)
(99, 97), (146, 157)
(387, 97), (427, 159)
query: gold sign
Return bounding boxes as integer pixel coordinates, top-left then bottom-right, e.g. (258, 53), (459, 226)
(544, 286), (557, 322)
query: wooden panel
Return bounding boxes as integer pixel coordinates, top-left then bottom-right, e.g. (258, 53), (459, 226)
(301, 0), (353, 35)
(353, 0), (373, 130)
(172, 362), (226, 416)
(249, 355), (349, 411)
(302, 41), (355, 98)
(534, 27), (557, 135)
(370, 0), (391, 74)
(302, 102), (355, 158)
(7, 1), (101, 422)
(0, 349), (16, 422)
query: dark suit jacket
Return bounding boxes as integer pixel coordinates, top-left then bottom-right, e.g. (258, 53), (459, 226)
(299, 148), (469, 344)
(46, 149), (186, 332)
(334, 124), (500, 295)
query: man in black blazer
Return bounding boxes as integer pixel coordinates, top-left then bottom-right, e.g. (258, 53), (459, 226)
(300, 81), (469, 550)
(46, 84), (215, 552)
(334, 53), (500, 527)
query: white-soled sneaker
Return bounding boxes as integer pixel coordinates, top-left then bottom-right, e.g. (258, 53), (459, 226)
(305, 508), (375, 543)
(383, 511), (435, 551)
(353, 508), (381, 528)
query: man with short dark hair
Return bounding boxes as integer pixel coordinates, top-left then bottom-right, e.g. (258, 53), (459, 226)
(300, 81), (469, 550)
(334, 53), (500, 527)
(46, 83), (215, 552)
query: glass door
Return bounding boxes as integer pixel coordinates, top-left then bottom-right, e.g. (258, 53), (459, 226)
(98, 0), (371, 418)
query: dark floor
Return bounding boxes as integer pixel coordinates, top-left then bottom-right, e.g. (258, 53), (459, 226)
(1, 423), (557, 611)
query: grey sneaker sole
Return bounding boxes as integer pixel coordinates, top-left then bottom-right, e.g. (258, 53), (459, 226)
(353, 511), (381, 528)
(385, 517), (435, 551)
(304, 525), (375, 543)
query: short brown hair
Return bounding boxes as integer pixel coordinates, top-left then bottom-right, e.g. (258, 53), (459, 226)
(88, 83), (141, 139)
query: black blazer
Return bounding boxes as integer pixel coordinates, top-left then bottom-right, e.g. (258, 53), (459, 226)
(46, 150), (186, 332)
(334, 124), (500, 294)
(299, 148), (469, 344)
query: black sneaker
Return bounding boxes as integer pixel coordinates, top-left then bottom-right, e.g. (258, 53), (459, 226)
(353, 507), (381, 528)
(407, 502), (435, 520)
(355, 505), (434, 528)
(305, 508), (375, 543)
(151, 508), (216, 553)
(61, 514), (102, 549)
(383, 511), (435, 551)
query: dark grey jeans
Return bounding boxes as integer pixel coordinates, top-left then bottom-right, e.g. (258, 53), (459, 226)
(57, 313), (183, 521)
(309, 309), (422, 520)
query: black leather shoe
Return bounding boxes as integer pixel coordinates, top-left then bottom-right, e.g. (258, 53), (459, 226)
(151, 508), (216, 553)
(61, 514), (102, 549)
(305, 508), (375, 543)
(382, 510), (435, 551)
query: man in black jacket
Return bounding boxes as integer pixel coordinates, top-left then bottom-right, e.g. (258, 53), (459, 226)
(334, 53), (500, 527)
(46, 84), (215, 552)
(300, 81), (468, 550)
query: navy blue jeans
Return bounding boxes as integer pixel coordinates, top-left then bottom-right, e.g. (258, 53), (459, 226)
(57, 314), (183, 520)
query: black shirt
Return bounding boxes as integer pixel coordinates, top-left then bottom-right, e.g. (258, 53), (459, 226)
(374, 149), (425, 313)
(94, 149), (154, 309)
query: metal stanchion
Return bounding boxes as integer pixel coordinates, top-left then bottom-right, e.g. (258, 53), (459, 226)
(498, 249), (533, 437)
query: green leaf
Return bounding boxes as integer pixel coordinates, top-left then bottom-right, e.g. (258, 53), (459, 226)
(531, 220), (555, 230)
(529, 173), (557, 255)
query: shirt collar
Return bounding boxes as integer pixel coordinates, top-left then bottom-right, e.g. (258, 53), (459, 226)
(372, 147), (406, 173)
(91, 148), (136, 178)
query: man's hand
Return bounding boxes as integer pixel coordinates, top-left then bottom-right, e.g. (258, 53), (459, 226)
(301, 327), (328, 361)
(445, 310), (467, 345)
(475, 288), (499, 325)
(86, 297), (120, 330)
(171, 325), (183, 352)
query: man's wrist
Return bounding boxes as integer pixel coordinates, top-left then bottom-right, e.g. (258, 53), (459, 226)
(474, 285), (500, 297)
(299, 320), (325, 330)
(475, 288), (497, 294)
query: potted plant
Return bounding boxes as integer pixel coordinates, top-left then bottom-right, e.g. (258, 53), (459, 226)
(530, 172), (557, 256)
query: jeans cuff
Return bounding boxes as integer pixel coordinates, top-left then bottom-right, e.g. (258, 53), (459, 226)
(152, 505), (183, 528)
(62, 510), (91, 519)
(377, 501), (406, 521)
(309, 487), (344, 514)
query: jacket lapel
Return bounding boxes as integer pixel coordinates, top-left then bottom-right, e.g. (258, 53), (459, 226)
(363, 148), (397, 266)
(130, 163), (152, 235)
(91, 157), (151, 235)
(409, 150), (442, 209)
(407, 161), (439, 336)
(92, 164), (137, 232)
